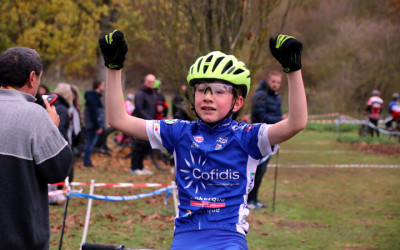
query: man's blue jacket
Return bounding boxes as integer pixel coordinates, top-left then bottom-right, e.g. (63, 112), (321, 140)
(251, 79), (282, 124)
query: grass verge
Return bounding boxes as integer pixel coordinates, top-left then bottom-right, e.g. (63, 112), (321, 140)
(50, 129), (400, 249)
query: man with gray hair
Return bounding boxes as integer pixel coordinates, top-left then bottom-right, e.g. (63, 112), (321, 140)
(130, 74), (157, 175)
(0, 47), (72, 249)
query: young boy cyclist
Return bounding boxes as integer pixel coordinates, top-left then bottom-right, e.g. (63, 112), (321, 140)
(100, 30), (307, 249)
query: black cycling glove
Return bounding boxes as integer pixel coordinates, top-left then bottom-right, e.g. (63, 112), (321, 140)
(99, 30), (128, 70)
(269, 34), (302, 73)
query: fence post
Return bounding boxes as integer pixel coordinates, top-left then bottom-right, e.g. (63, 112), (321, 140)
(80, 179), (95, 249)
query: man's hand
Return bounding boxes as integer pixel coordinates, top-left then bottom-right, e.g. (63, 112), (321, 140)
(269, 34), (302, 73)
(44, 98), (60, 127)
(99, 29), (128, 70)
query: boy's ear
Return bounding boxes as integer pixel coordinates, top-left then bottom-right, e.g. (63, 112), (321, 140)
(232, 96), (244, 112)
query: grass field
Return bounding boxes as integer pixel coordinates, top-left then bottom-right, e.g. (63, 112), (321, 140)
(50, 129), (400, 250)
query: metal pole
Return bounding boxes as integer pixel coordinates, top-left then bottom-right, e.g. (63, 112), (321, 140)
(58, 177), (70, 250)
(272, 149), (279, 213)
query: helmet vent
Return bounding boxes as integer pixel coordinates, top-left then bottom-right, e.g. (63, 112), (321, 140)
(221, 60), (233, 74)
(203, 65), (209, 74)
(227, 67), (236, 74)
(233, 69), (244, 75)
(206, 55), (213, 62)
(212, 57), (224, 72)
(197, 58), (204, 72)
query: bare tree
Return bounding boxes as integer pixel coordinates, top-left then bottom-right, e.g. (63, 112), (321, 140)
(125, 0), (284, 118)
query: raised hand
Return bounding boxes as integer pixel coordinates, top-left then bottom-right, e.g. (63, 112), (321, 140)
(269, 34), (302, 73)
(99, 30), (128, 70)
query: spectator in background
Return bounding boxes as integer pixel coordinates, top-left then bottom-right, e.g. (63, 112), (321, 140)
(53, 83), (74, 141)
(51, 82), (75, 204)
(35, 84), (50, 108)
(0, 47), (72, 249)
(130, 74), (157, 175)
(83, 80), (105, 168)
(172, 84), (190, 120)
(38, 84), (49, 95)
(113, 92), (135, 154)
(125, 92), (135, 115)
(154, 79), (169, 120)
(68, 84), (83, 157)
(365, 89), (383, 137)
(249, 70), (286, 210)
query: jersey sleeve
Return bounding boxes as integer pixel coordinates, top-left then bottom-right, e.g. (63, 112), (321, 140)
(257, 123), (279, 156)
(146, 119), (185, 154)
(242, 123), (278, 159)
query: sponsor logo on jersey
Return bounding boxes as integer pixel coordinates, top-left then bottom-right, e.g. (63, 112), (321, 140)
(190, 201), (226, 208)
(215, 144), (223, 150)
(250, 172), (255, 181)
(154, 123), (159, 132)
(165, 119), (178, 125)
(217, 137), (228, 144)
(193, 135), (204, 143)
(246, 124), (254, 132)
(181, 151), (240, 194)
(221, 121), (230, 127)
(193, 196), (225, 202)
(193, 168), (240, 180)
(233, 123), (247, 131)
(182, 210), (192, 217)
(199, 208), (221, 214)
(259, 124), (266, 136)
(191, 142), (199, 149)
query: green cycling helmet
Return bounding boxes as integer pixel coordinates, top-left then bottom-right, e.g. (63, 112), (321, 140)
(187, 51), (251, 98)
(154, 79), (161, 89)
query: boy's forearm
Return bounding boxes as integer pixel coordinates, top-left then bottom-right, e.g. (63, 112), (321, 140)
(105, 68), (126, 129)
(105, 68), (148, 140)
(286, 70), (307, 131)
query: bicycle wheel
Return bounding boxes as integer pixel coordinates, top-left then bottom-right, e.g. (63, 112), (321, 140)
(105, 127), (125, 152)
(359, 124), (368, 137)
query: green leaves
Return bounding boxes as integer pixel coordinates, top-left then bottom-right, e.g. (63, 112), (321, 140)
(0, 0), (106, 76)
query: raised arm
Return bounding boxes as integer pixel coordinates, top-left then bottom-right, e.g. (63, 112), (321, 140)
(267, 35), (308, 145)
(100, 30), (148, 140)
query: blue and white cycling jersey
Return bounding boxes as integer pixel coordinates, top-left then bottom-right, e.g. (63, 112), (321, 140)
(146, 118), (277, 235)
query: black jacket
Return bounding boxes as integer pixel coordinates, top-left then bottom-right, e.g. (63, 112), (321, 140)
(251, 79), (282, 124)
(172, 90), (190, 120)
(53, 95), (70, 141)
(84, 90), (104, 130)
(133, 86), (157, 120)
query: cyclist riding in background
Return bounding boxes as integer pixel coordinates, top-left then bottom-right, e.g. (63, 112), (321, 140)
(386, 92), (400, 131)
(365, 89), (383, 137)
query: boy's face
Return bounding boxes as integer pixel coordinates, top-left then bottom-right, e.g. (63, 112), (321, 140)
(194, 82), (243, 123)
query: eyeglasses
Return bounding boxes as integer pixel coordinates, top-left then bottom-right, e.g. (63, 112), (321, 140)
(194, 83), (233, 96)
